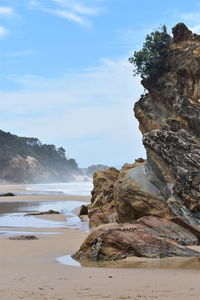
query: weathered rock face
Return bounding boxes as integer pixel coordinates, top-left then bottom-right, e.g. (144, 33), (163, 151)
(114, 163), (170, 222)
(73, 216), (200, 261)
(74, 23), (200, 262)
(86, 23), (200, 227)
(134, 23), (200, 224)
(87, 168), (119, 227)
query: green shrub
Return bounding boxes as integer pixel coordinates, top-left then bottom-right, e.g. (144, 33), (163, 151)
(129, 25), (172, 79)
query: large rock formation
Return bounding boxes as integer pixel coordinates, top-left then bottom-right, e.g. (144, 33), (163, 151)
(88, 23), (200, 226)
(73, 216), (200, 261)
(134, 23), (200, 224)
(74, 23), (200, 262)
(87, 168), (119, 227)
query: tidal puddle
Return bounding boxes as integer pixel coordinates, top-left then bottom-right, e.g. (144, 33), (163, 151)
(56, 255), (200, 269)
(0, 200), (89, 237)
(57, 255), (81, 267)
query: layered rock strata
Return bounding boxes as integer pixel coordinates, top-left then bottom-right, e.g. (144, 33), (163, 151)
(73, 216), (200, 261)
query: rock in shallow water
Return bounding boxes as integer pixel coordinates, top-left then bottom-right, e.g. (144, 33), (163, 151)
(25, 210), (60, 216)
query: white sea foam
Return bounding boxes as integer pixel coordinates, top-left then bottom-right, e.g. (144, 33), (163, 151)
(26, 181), (93, 196)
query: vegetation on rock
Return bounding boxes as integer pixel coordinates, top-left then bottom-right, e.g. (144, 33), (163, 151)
(129, 25), (172, 78)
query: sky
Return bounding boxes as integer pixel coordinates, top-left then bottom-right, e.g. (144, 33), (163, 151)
(0, 0), (200, 167)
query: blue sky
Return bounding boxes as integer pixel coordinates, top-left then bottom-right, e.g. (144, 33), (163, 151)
(0, 0), (200, 167)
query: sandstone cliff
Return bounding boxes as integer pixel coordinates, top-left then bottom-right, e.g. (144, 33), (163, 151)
(74, 23), (200, 262)
(0, 129), (79, 183)
(134, 23), (200, 224)
(86, 23), (200, 226)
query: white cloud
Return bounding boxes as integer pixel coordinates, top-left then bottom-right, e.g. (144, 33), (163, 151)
(175, 5), (200, 34)
(51, 0), (103, 15)
(180, 12), (200, 23)
(43, 8), (87, 25)
(0, 25), (8, 37)
(0, 6), (13, 15)
(28, 0), (104, 26)
(190, 24), (200, 34)
(0, 57), (145, 166)
(5, 50), (35, 57)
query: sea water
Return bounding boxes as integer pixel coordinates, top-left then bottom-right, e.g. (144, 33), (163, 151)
(26, 181), (93, 196)
(0, 181), (92, 237)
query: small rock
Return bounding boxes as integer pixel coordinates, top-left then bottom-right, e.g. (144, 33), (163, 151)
(79, 205), (88, 216)
(135, 158), (145, 163)
(9, 235), (38, 240)
(0, 192), (15, 197)
(25, 210), (60, 216)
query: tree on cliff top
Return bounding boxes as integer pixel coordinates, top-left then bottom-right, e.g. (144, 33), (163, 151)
(129, 25), (172, 79)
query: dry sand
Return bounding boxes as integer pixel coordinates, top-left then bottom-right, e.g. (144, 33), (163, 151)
(0, 185), (200, 300)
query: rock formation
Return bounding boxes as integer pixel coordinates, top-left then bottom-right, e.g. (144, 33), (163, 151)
(73, 216), (200, 261)
(74, 23), (200, 262)
(87, 168), (119, 227)
(134, 22), (200, 224)
(87, 23), (200, 226)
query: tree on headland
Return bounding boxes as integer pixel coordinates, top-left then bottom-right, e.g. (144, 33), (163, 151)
(129, 25), (172, 79)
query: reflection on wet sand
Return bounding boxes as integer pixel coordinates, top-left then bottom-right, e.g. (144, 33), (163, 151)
(57, 254), (200, 269)
(0, 199), (89, 236)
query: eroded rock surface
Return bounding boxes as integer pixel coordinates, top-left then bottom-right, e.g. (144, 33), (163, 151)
(73, 216), (200, 261)
(114, 163), (170, 222)
(87, 168), (119, 227)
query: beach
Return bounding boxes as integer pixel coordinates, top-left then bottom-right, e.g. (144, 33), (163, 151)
(0, 184), (200, 300)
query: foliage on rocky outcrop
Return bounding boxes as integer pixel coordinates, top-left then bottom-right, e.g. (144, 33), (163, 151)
(129, 25), (172, 78)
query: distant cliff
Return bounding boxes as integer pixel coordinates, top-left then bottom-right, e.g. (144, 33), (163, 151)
(0, 130), (79, 183)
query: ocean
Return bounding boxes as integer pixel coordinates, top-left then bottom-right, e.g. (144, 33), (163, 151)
(26, 181), (93, 196)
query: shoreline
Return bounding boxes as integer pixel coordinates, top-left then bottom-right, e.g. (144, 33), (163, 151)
(0, 184), (200, 299)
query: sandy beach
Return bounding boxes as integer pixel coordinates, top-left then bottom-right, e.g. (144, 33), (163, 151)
(0, 185), (200, 300)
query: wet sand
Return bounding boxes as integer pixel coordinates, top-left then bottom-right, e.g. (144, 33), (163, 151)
(0, 185), (200, 300)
